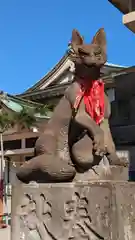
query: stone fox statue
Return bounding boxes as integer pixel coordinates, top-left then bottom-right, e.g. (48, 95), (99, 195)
(17, 28), (123, 183)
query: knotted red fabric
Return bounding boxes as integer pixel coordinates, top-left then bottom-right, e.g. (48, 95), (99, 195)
(74, 79), (105, 125)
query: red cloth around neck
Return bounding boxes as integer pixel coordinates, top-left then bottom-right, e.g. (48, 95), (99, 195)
(74, 79), (105, 125)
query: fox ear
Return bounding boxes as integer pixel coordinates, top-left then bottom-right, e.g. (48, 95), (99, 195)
(71, 29), (84, 45)
(91, 28), (106, 53)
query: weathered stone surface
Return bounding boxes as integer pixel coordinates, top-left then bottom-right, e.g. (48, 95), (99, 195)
(74, 166), (128, 181)
(11, 181), (135, 240)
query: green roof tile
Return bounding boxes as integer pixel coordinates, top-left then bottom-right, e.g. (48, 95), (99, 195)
(0, 92), (50, 119)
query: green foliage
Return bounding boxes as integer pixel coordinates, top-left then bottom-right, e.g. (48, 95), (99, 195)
(34, 105), (50, 115)
(0, 112), (14, 132)
(0, 104), (51, 133)
(47, 104), (55, 111)
(34, 104), (54, 115)
(13, 107), (37, 130)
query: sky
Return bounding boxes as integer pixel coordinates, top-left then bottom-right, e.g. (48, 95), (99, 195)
(0, 0), (135, 94)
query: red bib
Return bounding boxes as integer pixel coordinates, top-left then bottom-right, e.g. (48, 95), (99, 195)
(74, 79), (105, 125)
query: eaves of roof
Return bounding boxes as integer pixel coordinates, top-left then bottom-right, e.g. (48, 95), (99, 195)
(17, 77), (115, 102)
(18, 83), (69, 100)
(0, 93), (50, 119)
(108, 0), (129, 14)
(24, 52), (70, 94)
(23, 51), (127, 94)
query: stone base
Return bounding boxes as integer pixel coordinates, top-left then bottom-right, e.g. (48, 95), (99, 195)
(74, 166), (128, 181)
(11, 181), (135, 240)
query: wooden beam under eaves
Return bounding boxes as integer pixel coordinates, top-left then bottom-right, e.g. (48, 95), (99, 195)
(108, 0), (130, 14)
(123, 11), (135, 33)
(109, 0), (135, 33)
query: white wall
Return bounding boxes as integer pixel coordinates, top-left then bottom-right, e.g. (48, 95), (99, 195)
(106, 88), (115, 102)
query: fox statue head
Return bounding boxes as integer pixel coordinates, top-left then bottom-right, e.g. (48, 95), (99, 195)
(69, 28), (107, 78)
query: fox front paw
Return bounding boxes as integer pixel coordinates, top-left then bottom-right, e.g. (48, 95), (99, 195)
(107, 153), (129, 167)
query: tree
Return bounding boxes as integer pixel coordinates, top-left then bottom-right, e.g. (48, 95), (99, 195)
(0, 112), (14, 133)
(0, 104), (51, 132)
(0, 105), (50, 227)
(35, 104), (53, 116)
(0, 111), (13, 227)
(12, 107), (37, 131)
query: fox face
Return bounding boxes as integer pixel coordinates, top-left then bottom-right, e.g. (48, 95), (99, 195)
(69, 28), (107, 68)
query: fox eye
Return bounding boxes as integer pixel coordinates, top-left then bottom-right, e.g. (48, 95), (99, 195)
(78, 48), (89, 56)
(94, 47), (101, 56)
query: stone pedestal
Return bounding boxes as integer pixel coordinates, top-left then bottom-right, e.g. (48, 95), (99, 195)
(11, 181), (135, 240)
(74, 166), (128, 181)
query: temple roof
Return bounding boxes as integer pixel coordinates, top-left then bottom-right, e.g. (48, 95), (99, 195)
(0, 92), (50, 119)
(17, 84), (70, 101)
(23, 52), (128, 95)
(24, 53), (70, 93)
(108, 0), (130, 14)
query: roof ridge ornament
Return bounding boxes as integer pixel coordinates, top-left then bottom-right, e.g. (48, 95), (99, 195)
(0, 91), (8, 101)
(69, 61), (75, 72)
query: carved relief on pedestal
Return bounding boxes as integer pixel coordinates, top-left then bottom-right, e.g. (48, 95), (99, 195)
(17, 192), (105, 240)
(16, 191), (106, 240)
(63, 192), (104, 239)
(18, 193), (55, 240)
(12, 183), (118, 240)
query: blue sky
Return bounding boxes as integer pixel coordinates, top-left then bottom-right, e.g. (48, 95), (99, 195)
(0, 0), (135, 94)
